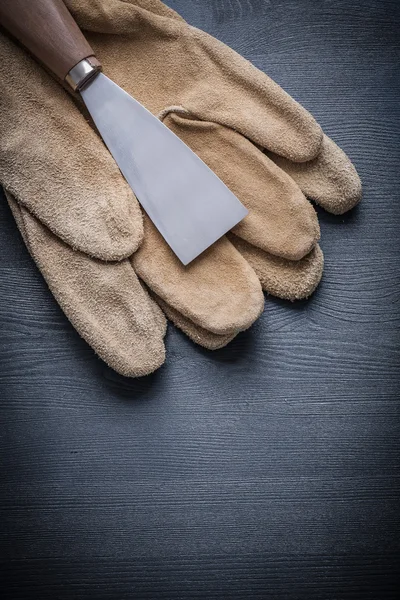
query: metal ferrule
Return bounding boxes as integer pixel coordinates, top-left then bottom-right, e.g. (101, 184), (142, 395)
(65, 58), (102, 92)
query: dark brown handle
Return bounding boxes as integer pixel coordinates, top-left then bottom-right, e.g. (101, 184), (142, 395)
(0, 0), (99, 81)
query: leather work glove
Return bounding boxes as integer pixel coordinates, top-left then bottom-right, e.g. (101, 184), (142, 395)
(68, 0), (361, 346)
(0, 0), (361, 375)
(0, 31), (169, 377)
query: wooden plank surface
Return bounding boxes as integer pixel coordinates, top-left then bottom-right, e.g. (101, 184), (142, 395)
(1, 0), (399, 598)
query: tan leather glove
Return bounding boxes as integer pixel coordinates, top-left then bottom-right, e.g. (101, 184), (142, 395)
(0, 32), (168, 377)
(66, 0), (361, 346)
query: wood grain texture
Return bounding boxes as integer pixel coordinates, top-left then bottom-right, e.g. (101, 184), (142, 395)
(1, 0), (399, 598)
(0, 0), (96, 80)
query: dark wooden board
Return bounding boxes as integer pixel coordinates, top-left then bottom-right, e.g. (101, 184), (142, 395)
(1, 1), (399, 598)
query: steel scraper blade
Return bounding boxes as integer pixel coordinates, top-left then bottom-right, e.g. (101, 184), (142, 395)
(80, 73), (248, 265)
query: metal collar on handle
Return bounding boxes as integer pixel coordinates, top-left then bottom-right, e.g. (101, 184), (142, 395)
(65, 58), (101, 91)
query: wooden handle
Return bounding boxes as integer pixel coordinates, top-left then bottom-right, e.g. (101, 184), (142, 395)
(0, 0), (99, 81)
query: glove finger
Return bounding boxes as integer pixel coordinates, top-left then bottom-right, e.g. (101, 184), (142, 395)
(183, 27), (323, 162)
(268, 135), (362, 215)
(6, 192), (166, 378)
(0, 33), (142, 261)
(163, 112), (320, 261)
(153, 294), (237, 350)
(152, 243), (323, 347)
(230, 236), (324, 300)
(155, 243), (324, 344)
(132, 216), (265, 337)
